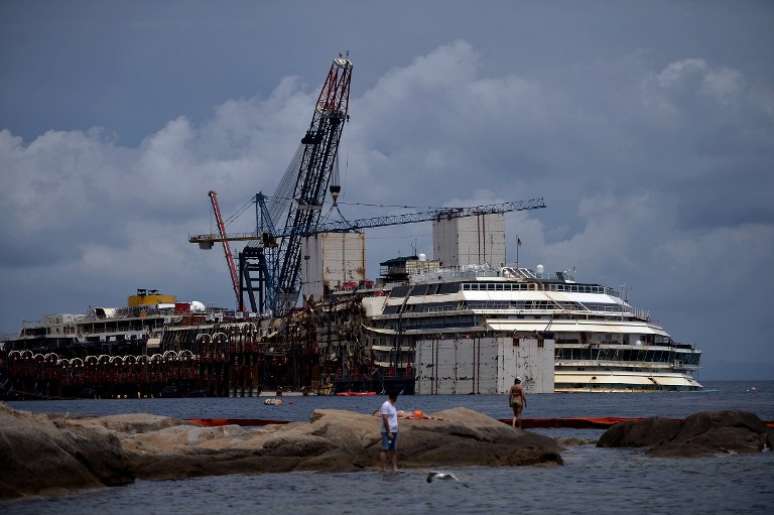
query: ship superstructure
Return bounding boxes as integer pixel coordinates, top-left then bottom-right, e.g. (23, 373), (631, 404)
(0, 290), (267, 399)
(0, 264), (703, 398)
(3, 290), (218, 356)
(361, 263), (701, 393)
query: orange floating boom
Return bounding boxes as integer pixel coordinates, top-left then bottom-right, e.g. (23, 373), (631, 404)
(185, 417), (774, 429)
(187, 418), (290, 427)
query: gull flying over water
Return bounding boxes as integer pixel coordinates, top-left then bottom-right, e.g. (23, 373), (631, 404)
(426, 471), (459, 483)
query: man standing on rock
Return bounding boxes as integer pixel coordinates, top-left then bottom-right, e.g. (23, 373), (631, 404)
(379, 391), (399, 472)
(509, 377), (526, 429)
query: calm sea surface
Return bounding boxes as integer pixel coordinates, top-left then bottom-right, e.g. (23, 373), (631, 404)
(4, 380), (773, 514)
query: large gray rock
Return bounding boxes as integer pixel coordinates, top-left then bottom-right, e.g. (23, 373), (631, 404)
(395, 407), (562, 467)
(0, 403), (561, 499)
(308, 407), (562, 469)
(0, 404), (133, 499)
(598, 410), (769, 457)
(125, 407), (561, 478)
(597, 416), (683, 448)
(61, 413), (184, 434)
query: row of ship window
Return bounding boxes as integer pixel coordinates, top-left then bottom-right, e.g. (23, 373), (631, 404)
(372, 315), (479, 330)
(382, 300), (631, 315)
(21, 319), (165, 337)
(556, 383), (694, 391)
(389, 282), (614, 297)
(555, 348), (700, 365)
(462, 282), (609, 294)
(361, 336), (699, 366)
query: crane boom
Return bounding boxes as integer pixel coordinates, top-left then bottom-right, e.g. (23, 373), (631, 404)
(189, 197), (546, 244)
(315, 198), (546, 234)
(208, 190), (241, 308)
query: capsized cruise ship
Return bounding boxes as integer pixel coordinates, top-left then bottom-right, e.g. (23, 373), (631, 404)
(361, 259), (702, 393)
(0, 265), (702, 398)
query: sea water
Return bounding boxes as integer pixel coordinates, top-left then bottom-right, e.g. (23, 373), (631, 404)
(3, 380), (773, 514)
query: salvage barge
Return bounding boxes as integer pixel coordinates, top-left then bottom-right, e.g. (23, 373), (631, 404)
(0, 288), (377, 399)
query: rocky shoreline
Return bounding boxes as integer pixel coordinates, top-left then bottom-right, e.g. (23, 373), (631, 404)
(0, 403), (561, 499)
(1, 404), (771, 500)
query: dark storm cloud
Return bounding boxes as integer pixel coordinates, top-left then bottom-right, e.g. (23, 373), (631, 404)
(1, 1), (773, 379)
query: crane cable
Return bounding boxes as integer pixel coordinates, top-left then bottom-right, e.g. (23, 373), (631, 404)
(223, 196), (255, 226)
(218, 193), (473, 227)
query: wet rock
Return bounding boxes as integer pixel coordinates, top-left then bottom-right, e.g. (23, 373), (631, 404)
(125, 407), (562, 478)
(62, 413), (184, 434)
(0, 403), (133, 499)
(597, 417), (682, 448)
(311, 407), (562, 468)
(261, 432), (336, 458)
(653, 411), (767, 458)
(394, 407), (563, 468)
(0, 403), (561, 498)
(598, 411), (769, 457)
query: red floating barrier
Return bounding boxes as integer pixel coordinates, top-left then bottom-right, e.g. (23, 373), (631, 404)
(335, 391), (377, 397)
(185, 416), (774, 430)
(498, 416), (654, 429)
(186, 418), (289, 427)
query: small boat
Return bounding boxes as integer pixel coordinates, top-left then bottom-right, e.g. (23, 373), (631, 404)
(264, 398), (283, 406)
(335, 391), (377, 397)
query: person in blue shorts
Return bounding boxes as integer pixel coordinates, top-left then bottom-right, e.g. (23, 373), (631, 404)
(379, 391), (399, 471)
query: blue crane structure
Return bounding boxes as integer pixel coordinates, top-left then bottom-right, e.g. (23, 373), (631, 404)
(190, 54), (547, 315)
(239, 54), (353, 316)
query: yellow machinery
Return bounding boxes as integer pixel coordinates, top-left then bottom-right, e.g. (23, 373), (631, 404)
(128, 289), (176, 307)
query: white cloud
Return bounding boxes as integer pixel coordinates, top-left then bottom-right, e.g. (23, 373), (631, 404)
(702, 67), (744, 102)
(657, 58), (709, 88)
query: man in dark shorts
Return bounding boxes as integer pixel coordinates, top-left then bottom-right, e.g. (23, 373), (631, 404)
(509, 377), (526, 429)
(379, 391), (399, 471)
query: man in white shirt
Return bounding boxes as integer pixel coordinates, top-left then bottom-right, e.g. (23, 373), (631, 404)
(379, 391), (399, 472)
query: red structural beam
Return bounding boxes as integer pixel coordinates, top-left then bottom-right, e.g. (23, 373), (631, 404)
(209, 190), (241, 309)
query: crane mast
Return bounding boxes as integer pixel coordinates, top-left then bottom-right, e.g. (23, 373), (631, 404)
(256, 54), (353, 315)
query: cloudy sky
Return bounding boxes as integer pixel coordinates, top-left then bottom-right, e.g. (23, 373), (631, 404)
(2, 1), (773, 379)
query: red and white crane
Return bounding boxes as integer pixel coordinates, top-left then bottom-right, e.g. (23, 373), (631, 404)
(208, 190), (241, 309)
